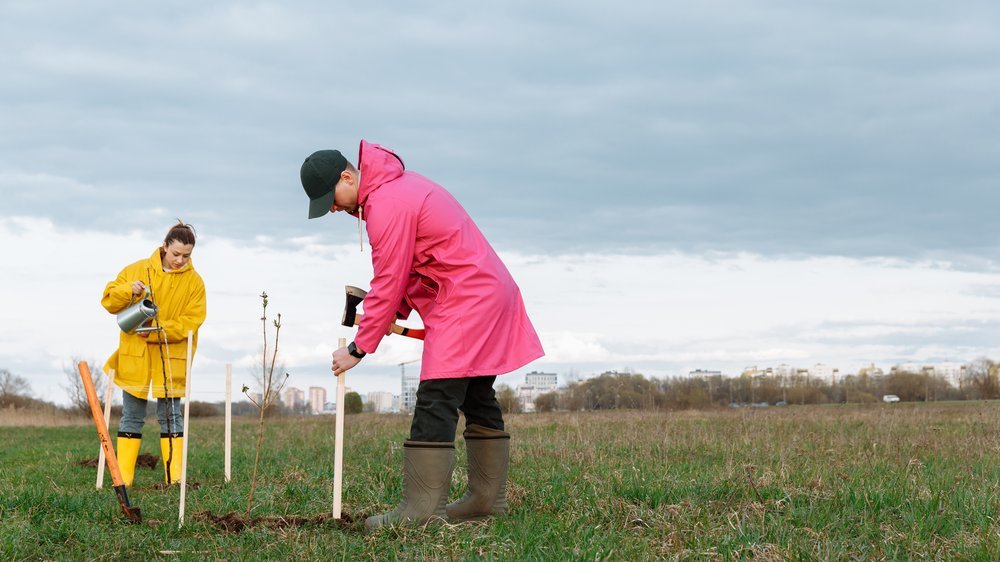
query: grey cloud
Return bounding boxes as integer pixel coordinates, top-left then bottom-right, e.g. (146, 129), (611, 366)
(1, 1), (999, 258)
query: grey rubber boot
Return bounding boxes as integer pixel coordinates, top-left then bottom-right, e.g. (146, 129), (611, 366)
(446, 424), (511, 522)
(365, 441), (455, 533)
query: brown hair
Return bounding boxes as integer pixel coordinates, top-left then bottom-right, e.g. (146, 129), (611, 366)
(164, 220), (197, 247)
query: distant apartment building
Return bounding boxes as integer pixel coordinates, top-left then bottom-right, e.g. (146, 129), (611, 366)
(773, 364), (796, 378)
(688, 369), (722, 378)
(741, 366), (772, 378)
(516, 371), (558, 413)
(891, 362), (967, 387)
(809, 363), (840, 384)
(524, 371), (558, 389)
(934, 363), (967, 387)
(891, 363), (926, 376)
(400, 372), (419, 413)
(308, 386), (327, 415)
(367, 391), (395, 413)
(282, 387), (305, 410)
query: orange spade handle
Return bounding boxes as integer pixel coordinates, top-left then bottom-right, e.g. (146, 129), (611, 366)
(79, 362), (125, 486)
(79, 362), (142, 523)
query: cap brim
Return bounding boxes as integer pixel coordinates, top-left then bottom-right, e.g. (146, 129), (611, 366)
(308, 190), (336, 219)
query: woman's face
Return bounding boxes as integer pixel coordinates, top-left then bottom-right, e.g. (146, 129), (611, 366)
(162, 240), (194, 270)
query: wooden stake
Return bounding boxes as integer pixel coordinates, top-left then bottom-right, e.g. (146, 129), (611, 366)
(178, 331), (193, 529)
(225, 363), (232, 483)
(96, 369), (114, 490)
(333, 337), (347, 519)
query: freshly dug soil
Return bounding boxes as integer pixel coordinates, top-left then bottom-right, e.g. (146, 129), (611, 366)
(194, 511), (359, 533)
(137, 453), (159, 468)
(150, 480), (202, 491)
(76, 453), (159, 469)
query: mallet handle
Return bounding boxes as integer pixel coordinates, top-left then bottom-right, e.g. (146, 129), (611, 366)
(353, 314), (425, 340)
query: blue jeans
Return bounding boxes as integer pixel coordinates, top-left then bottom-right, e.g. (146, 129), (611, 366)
(118, 391), (184, 436)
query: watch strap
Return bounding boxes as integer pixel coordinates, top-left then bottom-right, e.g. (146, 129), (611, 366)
(348, 341), (366, 359)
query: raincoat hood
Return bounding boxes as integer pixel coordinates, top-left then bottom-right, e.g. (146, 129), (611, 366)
(356, 139), (406, 208)
(149, 247), (194, 274)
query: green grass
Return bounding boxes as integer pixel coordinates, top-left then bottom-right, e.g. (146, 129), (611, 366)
(1, 403), (998, 560)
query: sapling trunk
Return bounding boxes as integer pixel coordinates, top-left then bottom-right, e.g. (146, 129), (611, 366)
(244, 292), (287, 519)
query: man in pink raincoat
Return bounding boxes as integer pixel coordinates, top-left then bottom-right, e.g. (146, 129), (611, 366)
(299, 140), (544, 532)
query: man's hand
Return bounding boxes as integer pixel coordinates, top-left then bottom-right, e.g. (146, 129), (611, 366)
(331, 346), (361, 376)
(131, 281), (146, 297)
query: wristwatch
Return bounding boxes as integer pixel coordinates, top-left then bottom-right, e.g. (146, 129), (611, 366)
(347, 341), (366, 359)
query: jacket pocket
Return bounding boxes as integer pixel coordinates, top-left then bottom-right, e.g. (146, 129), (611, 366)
(420, 277), (442, 304)
(117, 347), (146, 381)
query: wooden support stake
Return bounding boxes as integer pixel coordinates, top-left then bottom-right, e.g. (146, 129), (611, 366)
(333, 337), (347, 519)
(225, 363), (232, 483)
(96, 369), (114, 489)
(178, 331), (193, 528)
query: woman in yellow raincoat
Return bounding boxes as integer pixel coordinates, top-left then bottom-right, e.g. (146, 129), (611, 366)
(101, 221), (206, 486)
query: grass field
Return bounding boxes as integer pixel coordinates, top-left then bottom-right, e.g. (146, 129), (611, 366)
(1, 402), (998, 560)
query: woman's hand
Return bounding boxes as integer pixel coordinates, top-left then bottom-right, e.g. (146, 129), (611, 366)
(131, 281), (146, 297)
(331, 346), (361, 376)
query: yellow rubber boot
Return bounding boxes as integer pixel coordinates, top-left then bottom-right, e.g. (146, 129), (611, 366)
(159, 433), (184, 485)
(116, 433), (142, 487)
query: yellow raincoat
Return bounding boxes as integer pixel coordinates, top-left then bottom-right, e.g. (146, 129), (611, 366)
(101, 248), (207, 399)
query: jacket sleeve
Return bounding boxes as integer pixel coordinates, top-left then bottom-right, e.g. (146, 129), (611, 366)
(353, 196), (418, 354)
(101, 266), (138, 314)
(148, 276), (207, 344)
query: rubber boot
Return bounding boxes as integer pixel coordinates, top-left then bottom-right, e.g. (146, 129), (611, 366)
(365, 441), (455, 533)
(446, 424), (510, 522)
(116, 432), (142, 487)
(159, 433), (184, 485)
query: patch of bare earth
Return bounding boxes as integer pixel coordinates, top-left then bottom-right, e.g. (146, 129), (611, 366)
(194, 511), (361, 533)
(76, 453), (160, 469)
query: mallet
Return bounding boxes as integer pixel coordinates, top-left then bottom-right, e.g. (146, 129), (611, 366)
(78, 361), (142, 524)
(342, 285), (425, 340)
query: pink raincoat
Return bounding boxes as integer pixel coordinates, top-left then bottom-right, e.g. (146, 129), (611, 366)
(352, 140), (544, 380)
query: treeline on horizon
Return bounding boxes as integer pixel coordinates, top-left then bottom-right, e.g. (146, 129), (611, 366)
(3, 360), (999, 419)
(497, 359), (1000, 413)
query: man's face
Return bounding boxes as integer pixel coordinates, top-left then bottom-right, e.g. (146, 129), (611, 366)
(330, 170), (359, 214)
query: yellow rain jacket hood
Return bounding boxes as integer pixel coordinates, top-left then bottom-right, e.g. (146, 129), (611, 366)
(101, 247), (207, 399)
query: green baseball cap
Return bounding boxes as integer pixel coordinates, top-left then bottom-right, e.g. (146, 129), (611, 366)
(300, 149), (349, 219)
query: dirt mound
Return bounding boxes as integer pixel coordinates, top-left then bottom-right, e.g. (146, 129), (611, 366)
(77, 453), (160, 469)
(150, 480), (202, 491)
(137, 453), (159, 468)
(195, 511), (359, 533)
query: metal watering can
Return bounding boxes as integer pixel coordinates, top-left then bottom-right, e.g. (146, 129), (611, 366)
(117, 294), (159, 334)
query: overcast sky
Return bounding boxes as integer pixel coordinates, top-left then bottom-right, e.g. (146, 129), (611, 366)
(2, 2), (999, 405)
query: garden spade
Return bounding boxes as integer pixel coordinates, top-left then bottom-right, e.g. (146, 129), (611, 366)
(78, 361), (142, 524)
